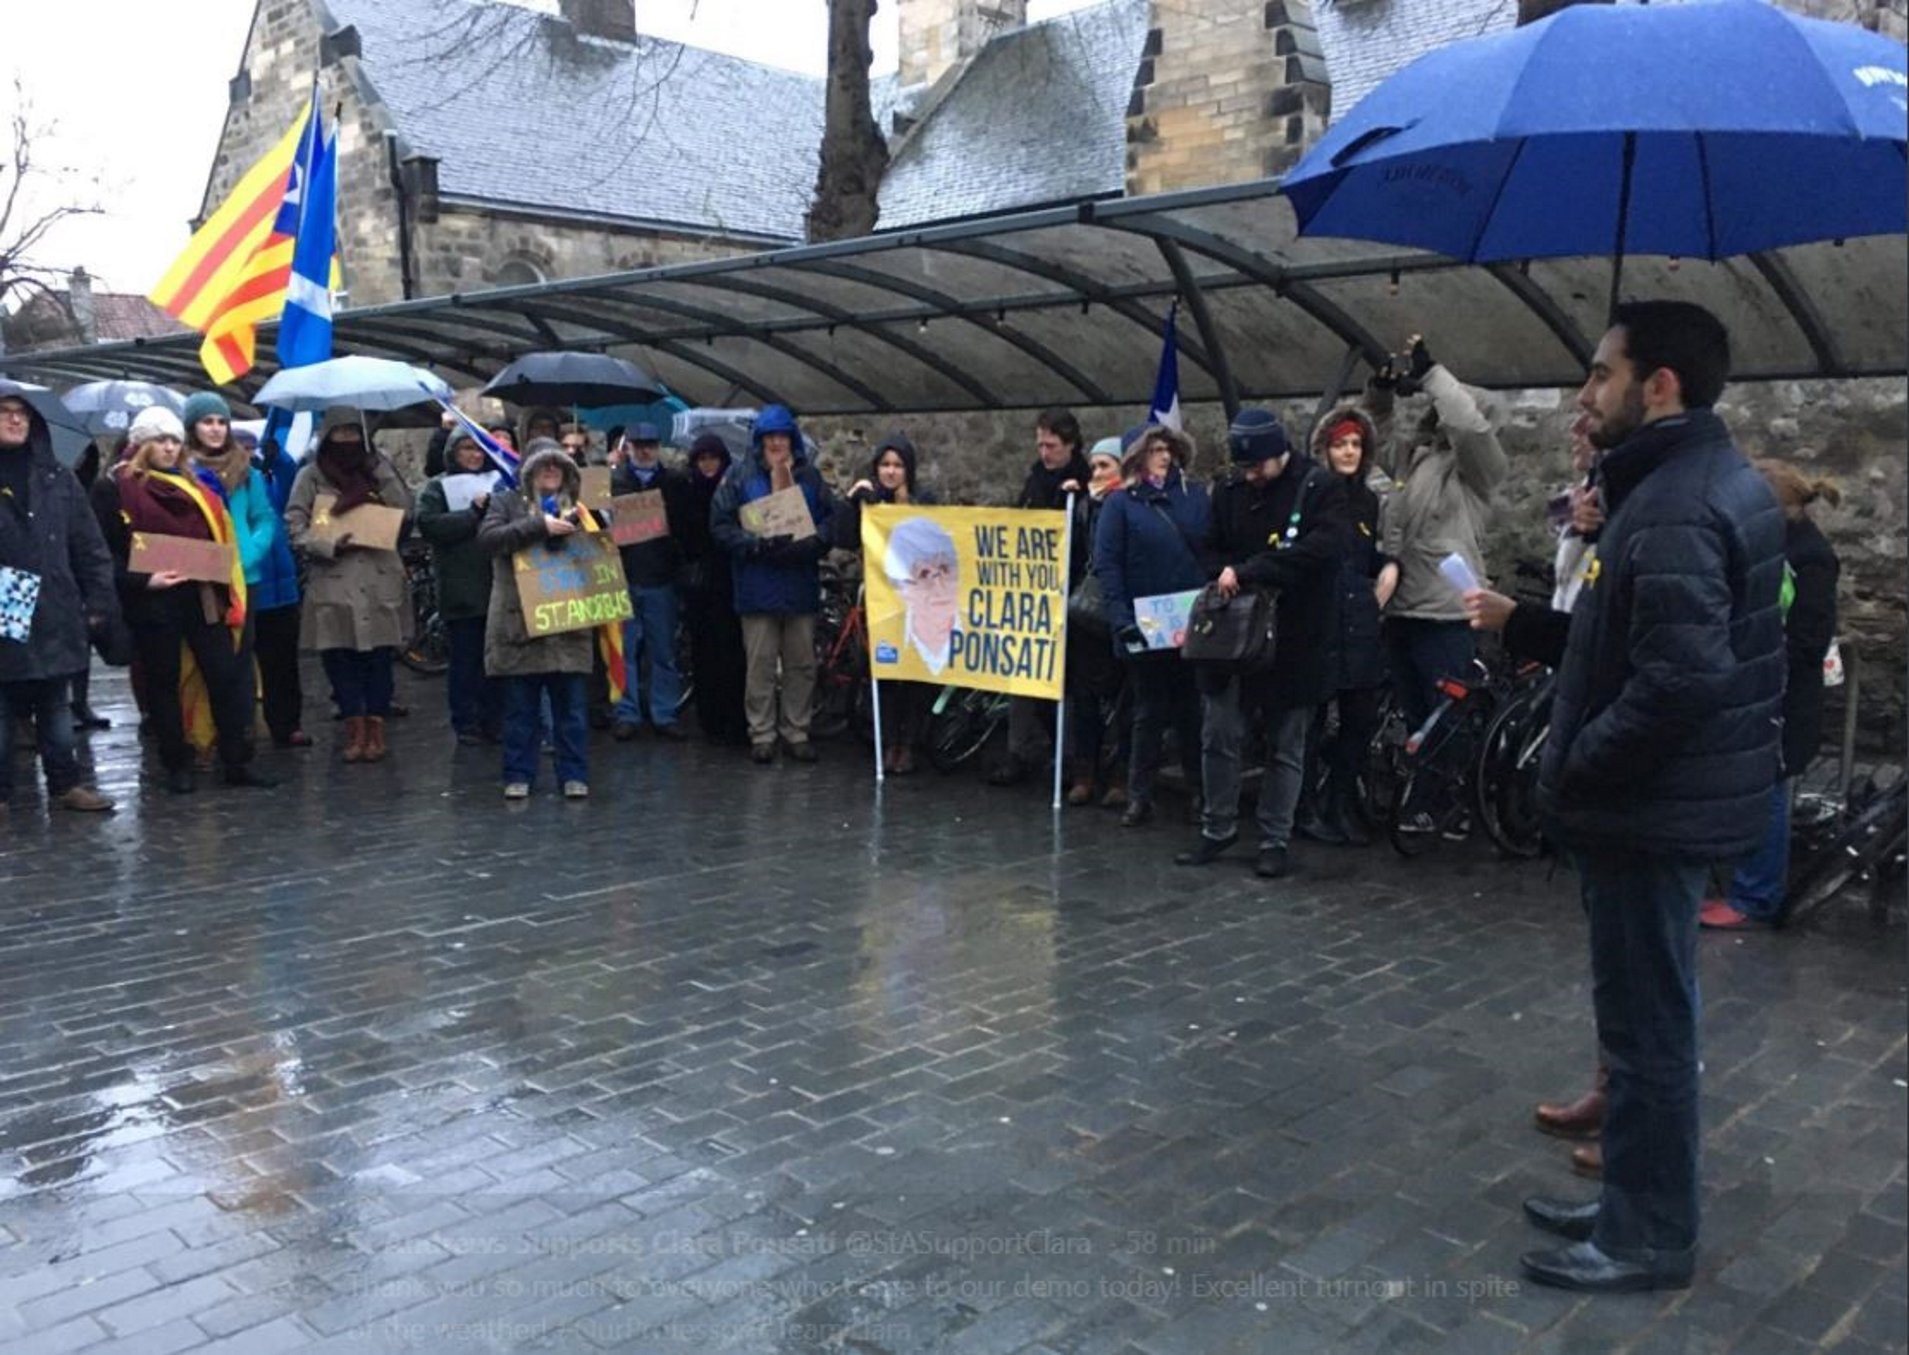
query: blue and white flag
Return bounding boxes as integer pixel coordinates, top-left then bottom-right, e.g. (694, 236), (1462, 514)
(1148, 302), (1182, 432)
(262, 84), (338, 461)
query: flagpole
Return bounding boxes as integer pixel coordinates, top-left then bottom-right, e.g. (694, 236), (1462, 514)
(871, 676), (886, 785)
(1053, 491), (1077, 812)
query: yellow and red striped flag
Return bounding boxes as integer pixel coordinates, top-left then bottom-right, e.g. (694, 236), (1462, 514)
(149, 103), (336, 386)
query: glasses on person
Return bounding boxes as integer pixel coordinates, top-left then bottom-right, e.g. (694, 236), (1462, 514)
(903, 562), (957, 591)
(0, 404), (30, 420)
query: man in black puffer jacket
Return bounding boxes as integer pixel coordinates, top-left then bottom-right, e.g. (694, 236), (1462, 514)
(1497, 302), (1784, 1295)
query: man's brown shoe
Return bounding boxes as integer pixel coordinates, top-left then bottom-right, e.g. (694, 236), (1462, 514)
(1535, 1065), (1609, 1140)
(1571, 1143), (1603, 1179)
(56, 786), (115, 813)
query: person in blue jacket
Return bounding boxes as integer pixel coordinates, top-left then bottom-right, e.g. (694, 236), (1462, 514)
(235, 418), (308, 749)
(1093, 425), (1209, 827)
(182, 394), (307, 750)
(709, 406), (837, 765)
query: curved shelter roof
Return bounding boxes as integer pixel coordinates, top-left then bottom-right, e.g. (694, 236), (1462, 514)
(4, 180), (1901, 410)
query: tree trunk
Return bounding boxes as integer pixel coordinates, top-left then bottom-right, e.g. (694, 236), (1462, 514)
(808, 0), (887, 243)
(1517, 0), (1614, 24)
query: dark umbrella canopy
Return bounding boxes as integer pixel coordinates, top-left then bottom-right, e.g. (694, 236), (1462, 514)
(61, 381), (186, 437)
(1281, 1), (1908, 269)
(481, 351), (664, 409)
(1, 378), (96, 468)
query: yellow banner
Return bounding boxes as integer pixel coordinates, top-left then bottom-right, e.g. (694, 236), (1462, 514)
(861, 505), (1070, 700)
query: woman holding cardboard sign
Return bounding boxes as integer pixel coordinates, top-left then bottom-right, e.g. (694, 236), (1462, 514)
(285, 407), (414, 765)
(90, 407), (273, 795)
(476, 443), (601, 800)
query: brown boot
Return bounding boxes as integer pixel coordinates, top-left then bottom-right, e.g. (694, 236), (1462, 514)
(341, 716), (367, 763)
(1065, 762), (1096, 806)
(1534, 1064), (1609, 1141)
(1571, 1142), (1603, 1179)
(362, 716), (388, 763)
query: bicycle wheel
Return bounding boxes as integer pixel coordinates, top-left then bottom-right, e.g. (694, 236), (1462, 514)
(1476, 680), (1550, 859)
(1781, 784), (1908, 928)
(1388, 696), (1488, 857)
(673, 617), (696, 717)
(927, 687), (1003, 772)
(400, 607), (450, 675)
(1360, 698), (1408, 828)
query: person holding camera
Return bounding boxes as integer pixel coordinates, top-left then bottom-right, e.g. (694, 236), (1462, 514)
(1369, 334), (1508, 733)
(1176, 409), (1350, 879)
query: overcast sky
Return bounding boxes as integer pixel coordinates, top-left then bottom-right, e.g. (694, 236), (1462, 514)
(4, 0), (1098, 302)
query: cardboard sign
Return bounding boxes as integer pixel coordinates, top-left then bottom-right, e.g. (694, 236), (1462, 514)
(513, 532), (634, 637)
(311, 493), (405, 552)
(738, 485), (817, 542)
(129, 532), (238, 585)
(579, 467), (614, 509)
(608, 490), (669, 546)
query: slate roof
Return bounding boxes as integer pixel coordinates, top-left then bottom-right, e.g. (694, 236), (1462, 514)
(877, 0), (1151, 230)
(320, 0), (825, 241)
(1311, 0), (1512, 116)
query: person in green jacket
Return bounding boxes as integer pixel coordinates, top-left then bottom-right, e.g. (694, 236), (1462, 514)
(416, 429), (503, 743)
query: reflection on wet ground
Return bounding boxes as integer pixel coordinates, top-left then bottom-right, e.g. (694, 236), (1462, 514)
(1, 670), (1903, 1353)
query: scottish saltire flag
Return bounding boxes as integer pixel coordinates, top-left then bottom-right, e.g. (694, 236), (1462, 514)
(431, 394), (521, 489)
(261, 89), (338, 461)
(1148, 302), (1183, 432)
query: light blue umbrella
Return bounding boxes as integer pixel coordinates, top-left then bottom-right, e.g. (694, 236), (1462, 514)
(254, 356), (452, 412)
(61, 381), (186, 437)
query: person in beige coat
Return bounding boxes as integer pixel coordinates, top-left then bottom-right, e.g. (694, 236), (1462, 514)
(284, 407), (414, 764)
(478, 442), (597, 800)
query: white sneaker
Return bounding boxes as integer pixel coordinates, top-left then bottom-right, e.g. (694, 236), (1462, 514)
(503, 782), (531, 800)
(562, 780), (589, 799)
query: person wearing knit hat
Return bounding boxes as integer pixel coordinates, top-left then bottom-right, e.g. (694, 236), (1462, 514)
(0, 385), (119, 814)
(90, 400), (274, 795)
(1062, 434), (1135, 808)
(1293, 401), (1390, 848)
(284, 406), (415, 765)
(1174, 405), (1351, 881)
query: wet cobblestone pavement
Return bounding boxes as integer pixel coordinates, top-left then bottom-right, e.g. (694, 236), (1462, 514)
(2, 671), (1904, 1354)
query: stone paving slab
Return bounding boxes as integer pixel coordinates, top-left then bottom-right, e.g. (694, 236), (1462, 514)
(1, 670), (1904, 1353)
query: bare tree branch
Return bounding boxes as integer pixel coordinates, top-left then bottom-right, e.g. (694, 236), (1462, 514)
(0, 76), (105, 332)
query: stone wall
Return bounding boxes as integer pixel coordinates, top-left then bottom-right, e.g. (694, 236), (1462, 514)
(1126, 0), (1329, 195)
(808, 376), (1909, 751)
(897, 0), (1030, 89)
(410, 208), (745, 297)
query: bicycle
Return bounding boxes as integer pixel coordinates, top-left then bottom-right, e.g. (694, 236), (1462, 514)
(811, 571), (872, 742)
(926, 685), (1009, 772)
(1780, 772), (1907, 930)
(1387, 657), (1542, 857)
(399, 541), (450, 676)
(1474, 670), (1554, 859)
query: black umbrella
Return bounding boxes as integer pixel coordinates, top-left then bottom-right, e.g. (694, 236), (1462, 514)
(481, 352), (664, 409)
(61, 380), (187, 437)
(0, 378), (95, 468)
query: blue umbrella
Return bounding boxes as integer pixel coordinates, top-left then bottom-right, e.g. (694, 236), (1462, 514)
(61, 380), (186, 437)
(0, 378), (95, 468)
(1280, 0), (1907, 308)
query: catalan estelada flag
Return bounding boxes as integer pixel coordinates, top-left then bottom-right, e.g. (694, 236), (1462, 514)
(150, 91), (340, 385)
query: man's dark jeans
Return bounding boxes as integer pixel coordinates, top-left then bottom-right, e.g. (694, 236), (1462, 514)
(1580, 849), (1710, 1262)
(0, 677), (80, 800)
(1384, 616), (1477, 732)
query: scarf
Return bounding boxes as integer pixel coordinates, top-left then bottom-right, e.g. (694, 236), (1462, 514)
(192, 444), (252, 495)
(626, 459), (660, 489)
(317, 442), (380, 514)
(116, 464), (248, 630)
(1021, 451), (1093, 510)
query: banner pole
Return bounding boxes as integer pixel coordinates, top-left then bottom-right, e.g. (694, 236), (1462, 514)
(871, 675), (886, 785)
(1053, 490), (1078, 812)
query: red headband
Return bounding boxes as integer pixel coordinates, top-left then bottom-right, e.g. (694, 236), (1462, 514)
(1328, 419), (1364, 446)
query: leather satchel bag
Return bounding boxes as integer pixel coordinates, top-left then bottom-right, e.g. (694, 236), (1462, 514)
(1180, 582), (1278, 671)
(1067, 569), (1109, 638)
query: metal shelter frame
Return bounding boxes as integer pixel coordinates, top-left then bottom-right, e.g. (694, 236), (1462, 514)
(4, 179), (1902, 410)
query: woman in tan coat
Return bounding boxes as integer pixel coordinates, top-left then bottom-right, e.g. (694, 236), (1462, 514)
(285, 407), (413, 763)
